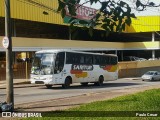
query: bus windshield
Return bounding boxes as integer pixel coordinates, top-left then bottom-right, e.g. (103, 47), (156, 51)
(31, 53), (55, 75)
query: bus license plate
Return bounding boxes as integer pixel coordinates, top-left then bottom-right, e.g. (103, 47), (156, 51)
(35, 81), (44, 84)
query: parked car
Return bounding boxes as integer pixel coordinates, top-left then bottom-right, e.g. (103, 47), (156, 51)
(123, 56), (146, 61)
(123, 56), (139, 61)
(141, 71), (160, 81)
(138, 58), (147, 61)
(148, 58), (158, 60)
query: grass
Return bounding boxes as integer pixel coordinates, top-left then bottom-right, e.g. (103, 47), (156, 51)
(25, 88), (160, 120)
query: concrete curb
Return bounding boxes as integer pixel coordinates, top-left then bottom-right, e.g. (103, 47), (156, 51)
(122, 77), (142, 80)
(14, 81), (31, 85)
(0, 81), (44, 89)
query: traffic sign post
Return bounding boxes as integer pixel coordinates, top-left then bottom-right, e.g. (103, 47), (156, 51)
(2, 36), (9, 49)
(4, 0), (14, 111)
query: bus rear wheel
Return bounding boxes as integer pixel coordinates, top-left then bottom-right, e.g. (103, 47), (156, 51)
(95, 76), (104, 86)
(62, 78), (71, 88)
(45, 85), (52, 89)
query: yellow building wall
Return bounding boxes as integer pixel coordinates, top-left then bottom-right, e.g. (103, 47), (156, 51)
(126, 16), (160, 33)
(124, 42), (160, 49)
(0, 0), (159, 32)
(0, 0), (64, 25)
(119, 60), (160, 70)
(118, 60), (160, 77)
(0, 0), (4, 17)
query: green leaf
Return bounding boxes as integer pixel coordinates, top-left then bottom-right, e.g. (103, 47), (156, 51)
(69, 0), (77, 4)
(122, 12), (127, 18)
(77, 0), (80, 3)
(95, 23), (102, 26)
(125, 17), (131, 26)
(122, 23), (126, 31)
(81, 27), (88, 30)
(79, 20), (89, 24)
(101, 24), (107, 30)
(68, 17), (76, 23)
(100, 1), (109, 12)
(112, 15), (118, 21)
(102, 16), (110, 22)
(136, 0), (141, 8)
(130, 13), (136, 18)
(95, 13), (101, 20)
(61, 8), (66, 18)
(127, 5), (131, 13)
(110, 23), (115, 31)
(57, 0), (65, 12)
(68, 5), (76, 16)
(116, 24), (120, 32)
(119, 1), (126, 7)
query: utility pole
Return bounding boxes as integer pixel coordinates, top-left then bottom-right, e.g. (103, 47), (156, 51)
(4, 0), (14, 110)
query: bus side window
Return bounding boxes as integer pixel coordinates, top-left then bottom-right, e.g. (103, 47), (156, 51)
(93, 55), (100, 65)
(55, 52), (65, 73)
(107, 56), (111, 65)
(66, 52), (80, 64)
(80, 54), (85, 64)
(106, 56), (111, 65)
(112, 57), (117, 65)
(85, 55), (92, 64)
(73, 53), (80, 64)
(66, 52), (72, 64)
(100, 56), (106, 65)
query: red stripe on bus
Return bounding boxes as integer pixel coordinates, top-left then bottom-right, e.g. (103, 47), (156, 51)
(70, 70), (83, 74)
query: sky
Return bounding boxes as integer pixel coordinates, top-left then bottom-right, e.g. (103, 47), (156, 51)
(80, 0), (160, 16)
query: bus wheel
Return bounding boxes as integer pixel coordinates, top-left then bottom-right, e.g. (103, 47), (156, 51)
(62, 78), (71, 88)
(45, 85), (52, 89)
(95, 76), (104, 86)
(81, 82), (88, 86)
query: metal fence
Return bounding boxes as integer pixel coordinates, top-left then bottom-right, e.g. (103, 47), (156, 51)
(0, 62), (31, 80)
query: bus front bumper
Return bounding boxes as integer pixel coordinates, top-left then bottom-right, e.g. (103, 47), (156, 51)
(30, 75), (54, 85)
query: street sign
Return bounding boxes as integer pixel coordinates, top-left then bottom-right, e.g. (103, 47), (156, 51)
(2, 36), (9, 49)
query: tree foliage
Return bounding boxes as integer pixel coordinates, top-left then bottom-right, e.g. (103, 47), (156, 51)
(57, 0), (159, 35)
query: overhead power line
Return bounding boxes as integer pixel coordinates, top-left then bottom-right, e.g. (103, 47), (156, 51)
(17, 0), (58, 13)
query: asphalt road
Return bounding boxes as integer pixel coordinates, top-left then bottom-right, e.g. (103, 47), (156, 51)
(0, 78), (160, 105)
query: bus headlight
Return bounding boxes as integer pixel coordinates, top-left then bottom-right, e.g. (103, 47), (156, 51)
(44, 68), (52, 75)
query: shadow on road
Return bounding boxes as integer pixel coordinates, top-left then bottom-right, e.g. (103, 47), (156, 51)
(39, 82), (141, 90)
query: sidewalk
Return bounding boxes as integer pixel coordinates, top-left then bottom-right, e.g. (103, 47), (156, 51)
(0, 79), (31, 89)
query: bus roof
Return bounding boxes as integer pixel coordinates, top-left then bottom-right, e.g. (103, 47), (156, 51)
(36, 49), (117, 57)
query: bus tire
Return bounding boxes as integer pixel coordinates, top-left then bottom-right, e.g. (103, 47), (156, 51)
(62, 77), (71, 88)
(45, 85), (52, 89)
(81, 82), (88, 86)
(95, 76), (104, 86)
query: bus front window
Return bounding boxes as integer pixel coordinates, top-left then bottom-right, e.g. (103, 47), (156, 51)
(31, 53), (55, 75)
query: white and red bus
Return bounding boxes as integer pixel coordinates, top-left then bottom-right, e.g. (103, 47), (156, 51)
(30, 49), (118, 88)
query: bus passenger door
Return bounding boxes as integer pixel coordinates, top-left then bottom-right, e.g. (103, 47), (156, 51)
(54, 52), (65, 84)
